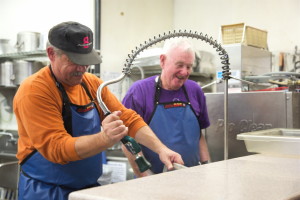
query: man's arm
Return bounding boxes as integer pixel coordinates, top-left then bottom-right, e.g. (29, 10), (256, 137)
(130, 125), (184, 173)
(199, 130), (210, 164)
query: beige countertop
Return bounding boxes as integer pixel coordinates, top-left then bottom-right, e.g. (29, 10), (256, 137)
(69, 154), (300, 200)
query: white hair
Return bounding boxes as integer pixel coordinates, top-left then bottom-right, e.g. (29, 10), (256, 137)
(162, 37), (195, 55)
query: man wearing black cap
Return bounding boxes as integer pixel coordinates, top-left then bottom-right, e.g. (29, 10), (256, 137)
(13, 21), (183, 200)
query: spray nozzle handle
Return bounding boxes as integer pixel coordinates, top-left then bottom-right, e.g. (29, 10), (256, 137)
(121, 135), (141, 154)
(135, 155), (152, 173)
(121, 135), (151, 172)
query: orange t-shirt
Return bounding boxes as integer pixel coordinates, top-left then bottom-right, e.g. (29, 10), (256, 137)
(13, 66), (146, 164)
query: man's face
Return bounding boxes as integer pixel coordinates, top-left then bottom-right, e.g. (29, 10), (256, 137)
(160, 48), (194, 90)
(53, 53), (88, 86)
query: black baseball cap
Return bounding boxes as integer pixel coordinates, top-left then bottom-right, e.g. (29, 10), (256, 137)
(48, 21), (101, 65)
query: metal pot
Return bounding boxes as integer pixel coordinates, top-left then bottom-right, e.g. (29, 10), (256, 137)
(13, 60), (43, 85)
(0, 61), (14, 86)
(0, 39), (15, 54)
(15, 32), (41, 52)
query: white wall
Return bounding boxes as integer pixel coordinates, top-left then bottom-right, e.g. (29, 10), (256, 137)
(100, 0), (173, 73)
(0, 0), (95, 50)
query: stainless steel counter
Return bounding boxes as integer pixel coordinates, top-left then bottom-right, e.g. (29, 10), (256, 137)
(69, 154), (300, 200)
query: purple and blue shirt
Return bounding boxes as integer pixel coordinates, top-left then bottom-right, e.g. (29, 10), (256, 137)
(122, 75), (210, 129)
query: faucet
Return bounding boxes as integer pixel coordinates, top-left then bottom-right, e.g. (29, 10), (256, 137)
(0, 132), (18, 146)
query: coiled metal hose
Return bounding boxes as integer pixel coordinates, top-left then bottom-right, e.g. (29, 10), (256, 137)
(97, 30), (231, 160)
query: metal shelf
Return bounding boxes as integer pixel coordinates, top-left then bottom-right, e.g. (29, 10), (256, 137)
(0, 50), (47, 61)
(0, 85), (18, 89)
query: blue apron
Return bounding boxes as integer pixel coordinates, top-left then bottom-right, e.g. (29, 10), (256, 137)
(141, 76), (201, 174)
(18, 66), (102, 200)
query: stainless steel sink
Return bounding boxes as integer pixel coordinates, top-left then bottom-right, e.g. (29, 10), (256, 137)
(0, 153), (19, 190)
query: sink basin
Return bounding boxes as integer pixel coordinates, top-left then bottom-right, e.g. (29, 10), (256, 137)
(0, 153), (19, 190)
(237, 128), (300, 156)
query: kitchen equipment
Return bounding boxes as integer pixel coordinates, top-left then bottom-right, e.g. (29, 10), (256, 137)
(13, 60), (43, 85)
(244, 72), (300, 92)
(0, 133), (18, 199)
(0, 153), (19, 191)
(0, 61), (14, 86)
(97, 30), (231, 166)
(0, 39), (15, 55)
(15, 31), (41, 52)
(216, 44), (272, 92)
(237, 128), (300, 156)
(205, 91), (300, 162)
(121, 135), (151, 173)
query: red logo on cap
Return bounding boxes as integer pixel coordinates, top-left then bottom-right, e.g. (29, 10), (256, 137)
(83, 37), (89, 48)
(77, 36), (92, 48)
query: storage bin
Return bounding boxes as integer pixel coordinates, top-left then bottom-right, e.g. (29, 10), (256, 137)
(237, 128), (300, 156)
(221, 23), (268, 49)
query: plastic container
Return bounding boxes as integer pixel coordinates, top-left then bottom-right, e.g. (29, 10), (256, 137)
(220, 23), (268, 49)
(237, 128), (300, 156)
